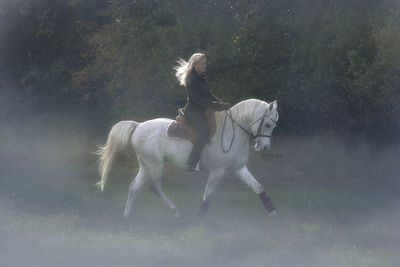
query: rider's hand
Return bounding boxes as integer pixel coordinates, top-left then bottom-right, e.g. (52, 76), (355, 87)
(222, 103), (230, 110)
(213, 102), (230, 111)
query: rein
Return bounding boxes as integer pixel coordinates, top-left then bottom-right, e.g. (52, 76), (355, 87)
(221, 109), (237, 153)
(221, 108), (276, 153)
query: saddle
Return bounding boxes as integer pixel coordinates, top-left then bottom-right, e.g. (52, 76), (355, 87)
(167, 108), (216, 144)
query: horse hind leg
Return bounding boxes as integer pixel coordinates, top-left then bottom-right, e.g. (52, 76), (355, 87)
(124, 161), (148, 218)
(148, 165), (181, 217)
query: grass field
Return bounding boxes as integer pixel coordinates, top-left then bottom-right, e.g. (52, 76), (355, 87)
(1, 127), (399, 267)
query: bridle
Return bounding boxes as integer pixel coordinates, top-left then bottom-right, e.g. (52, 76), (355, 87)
(221, 108), (277, 153)
(248, 110), (277, 138)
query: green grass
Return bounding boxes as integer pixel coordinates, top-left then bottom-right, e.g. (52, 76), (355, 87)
(1, 168), (399, 267)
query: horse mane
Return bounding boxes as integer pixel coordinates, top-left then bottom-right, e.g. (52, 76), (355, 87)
(231, 99), (268, 122)
(212, 99), (268, 141)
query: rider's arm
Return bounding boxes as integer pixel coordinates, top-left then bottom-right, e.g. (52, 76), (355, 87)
(187, 81), (227, 110)
(208, 88), (223, 103)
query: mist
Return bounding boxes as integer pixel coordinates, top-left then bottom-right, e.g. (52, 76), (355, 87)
(1, 0), (400, 266)
(1, 118), (399, 267)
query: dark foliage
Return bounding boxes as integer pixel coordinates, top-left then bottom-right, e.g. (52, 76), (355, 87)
(1, 0), (399, 141)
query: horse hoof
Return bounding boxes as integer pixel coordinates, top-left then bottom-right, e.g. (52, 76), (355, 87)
(269, 210), (277, 217)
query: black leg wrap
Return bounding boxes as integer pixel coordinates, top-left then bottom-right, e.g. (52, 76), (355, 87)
(198, 201), (210, 217)
(259, 191), (276, 213)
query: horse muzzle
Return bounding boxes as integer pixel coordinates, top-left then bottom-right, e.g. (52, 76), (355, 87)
(261, 144), (270, 151)
(255, 140), (270, 152)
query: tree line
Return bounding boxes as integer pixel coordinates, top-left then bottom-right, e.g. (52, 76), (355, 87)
(1, 0), (399, 141)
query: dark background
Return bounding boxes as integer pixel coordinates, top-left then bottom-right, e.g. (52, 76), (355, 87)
(1, 0), (399, 141)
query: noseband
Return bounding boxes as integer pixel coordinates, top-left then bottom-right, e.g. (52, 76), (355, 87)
(221, 108), (277, 153)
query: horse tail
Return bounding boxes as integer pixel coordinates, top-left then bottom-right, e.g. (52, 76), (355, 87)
(95, 120), (139, 191)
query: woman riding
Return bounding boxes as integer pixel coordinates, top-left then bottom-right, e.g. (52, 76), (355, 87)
(175, 53), (230, 171)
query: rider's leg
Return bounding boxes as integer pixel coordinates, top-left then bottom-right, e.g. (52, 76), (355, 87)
(235, 165), (276, 215)
(186, 113), (209, 170)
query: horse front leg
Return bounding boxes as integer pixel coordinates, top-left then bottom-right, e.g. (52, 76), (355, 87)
(199, 168), (225, 217)
(236, 166), (276, 216)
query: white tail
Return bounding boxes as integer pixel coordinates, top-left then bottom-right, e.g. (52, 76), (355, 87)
(95, 120), (139, 191)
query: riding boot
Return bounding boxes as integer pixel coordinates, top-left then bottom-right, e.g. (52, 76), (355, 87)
(186, 139), (205, 171)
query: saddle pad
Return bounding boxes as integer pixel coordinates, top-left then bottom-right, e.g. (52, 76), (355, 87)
(167, 109), (216, 144)
(167, 120), (194, 142)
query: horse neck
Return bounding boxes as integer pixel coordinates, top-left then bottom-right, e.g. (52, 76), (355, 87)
(214, 100), (260, 138)
(229, 99), (262, 127)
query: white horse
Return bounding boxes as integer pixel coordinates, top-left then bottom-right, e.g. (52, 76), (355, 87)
(96, 99), (279, 218)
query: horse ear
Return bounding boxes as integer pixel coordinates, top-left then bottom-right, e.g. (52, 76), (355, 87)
(269, 100), (277, 111)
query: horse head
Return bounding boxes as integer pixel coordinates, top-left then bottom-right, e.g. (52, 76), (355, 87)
(250, 100), (279, 152)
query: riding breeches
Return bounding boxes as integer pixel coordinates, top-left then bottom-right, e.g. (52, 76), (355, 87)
(186, 112), (209, 165)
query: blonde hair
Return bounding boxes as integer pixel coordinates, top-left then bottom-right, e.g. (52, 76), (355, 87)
(174, 53), (206, 86)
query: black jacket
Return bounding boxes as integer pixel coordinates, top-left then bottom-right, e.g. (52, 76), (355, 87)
(183, 70), (226, 118)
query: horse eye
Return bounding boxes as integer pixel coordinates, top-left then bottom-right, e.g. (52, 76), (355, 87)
(265, 124), (271, 128)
